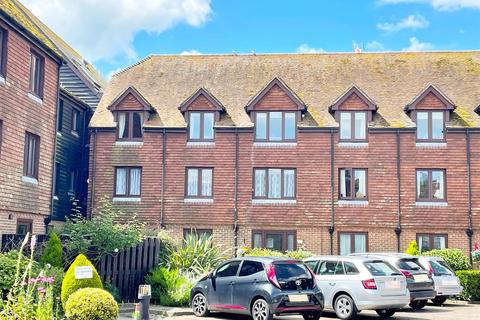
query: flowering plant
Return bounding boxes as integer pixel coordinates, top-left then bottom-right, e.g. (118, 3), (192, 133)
(472, 242), (480, 262)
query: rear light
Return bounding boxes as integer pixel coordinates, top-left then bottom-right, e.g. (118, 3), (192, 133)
(362, 278), (377, 290)
(265, 263), (281, 289)
(427, 263), (433, 276)
(401, 270), (414, 279)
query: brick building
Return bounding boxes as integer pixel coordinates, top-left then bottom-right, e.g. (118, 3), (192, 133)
(89, 53), (480, 258)
(0, 2), (62, 236)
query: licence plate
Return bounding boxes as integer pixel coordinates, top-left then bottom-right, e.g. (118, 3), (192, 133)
(442, 280), (457, 286)
(413, 274), (429, 282)
(288, 294), (309, 303)
(385, 280), (401, 289)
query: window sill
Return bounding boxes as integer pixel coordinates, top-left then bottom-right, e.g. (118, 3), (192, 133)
(252, 199), (297, 205)
(253, 142), (297, 148)
(0, 75), (5, 85)
(184, 198), (214, 204)
(338, 200), (369, 206)
(112, 197), (141, 203)
(186, 141), (215, 147)
(22, 176), (38, 185)
(338, 142), (368, 148)
(71, 131), (79, 138)
(114, 141), (144, 146)
(27, 92), (43, 105)
(415, 142), (447, 148)
(415, 201), (448, 207)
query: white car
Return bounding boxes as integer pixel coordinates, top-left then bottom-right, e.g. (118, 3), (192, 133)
(417, 256), (463, 305)
(304, 256), (410, 319)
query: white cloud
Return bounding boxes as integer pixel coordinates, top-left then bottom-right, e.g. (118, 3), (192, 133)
(22, 0), (212, 62)
(296, 44), (325, 53)
(366, 41), (386, 51)
(402, 37), (434, 51)
(377, 14), (429, 32)
(379, 0), (480, 10)
(180, 50), (203, 55)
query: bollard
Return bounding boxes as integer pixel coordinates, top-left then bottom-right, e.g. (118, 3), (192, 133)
(138, 285), (151, 320)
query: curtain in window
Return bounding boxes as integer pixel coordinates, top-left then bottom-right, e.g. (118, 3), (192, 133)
(340, 113), (351, 140)
(354, 170), (366, 198)
(130, 168), (141, 196)
(203, 113), (214, 139)
(339, 234), (351, 255)
(187, 169), (198, 196)
(253, 234), (262, 248)
(269, 112), (282, 141)
(268, 169), (281, 198)
(201, 169), (212, 196)
(434, 236), (446, 249)
(287, 234), (295, 251)
(115, 168), (127, 195)
(354, 234), (366, 253)
(283, 170), (295, 198)
(417, 171), (428, 199)
(118, 113), (127, 138)
(254, 170), (266, 197)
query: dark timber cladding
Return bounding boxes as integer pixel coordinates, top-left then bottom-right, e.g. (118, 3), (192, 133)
(89, 52), (480, 257)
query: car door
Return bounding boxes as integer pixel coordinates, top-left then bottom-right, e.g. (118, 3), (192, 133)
(233, 260), (265, 311)
(315, 260), (340, 309)
(210, 260), (241, 309)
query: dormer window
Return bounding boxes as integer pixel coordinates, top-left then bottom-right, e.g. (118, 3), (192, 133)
(416, 111), (444, 141)
(329, 85), (377, 144)
(255, 111), (296, 142)
(117, 111), (144, 140)
(189, 111), (214, 141)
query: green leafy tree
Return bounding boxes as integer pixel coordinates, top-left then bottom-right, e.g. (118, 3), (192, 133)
(405, 240), (419, 256)
(61, 254), (103, 308)
(424, 248), (470, 271)
(40, 232), (63, 268)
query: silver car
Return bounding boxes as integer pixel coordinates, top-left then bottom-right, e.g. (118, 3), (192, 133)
(304, 256), (409, 319)
(417, 256), (463, 305)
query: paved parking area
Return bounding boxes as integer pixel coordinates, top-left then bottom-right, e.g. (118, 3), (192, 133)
(165, 302), (479, 320)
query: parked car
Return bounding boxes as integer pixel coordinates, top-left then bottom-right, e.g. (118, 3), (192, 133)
(417, 256), (463, 305)
(190, 257), (324, 320)
(304, 256), (409, 319)
(352, 253), (436, 310)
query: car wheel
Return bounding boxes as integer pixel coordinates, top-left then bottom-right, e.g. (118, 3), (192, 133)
(251, 298), (273, 320)
(192, 292), (210, 317)
(431, 296), (447, 306)
(302, 311), (321, 320)
(376, 309), (396, 318)
(409, 299), (428, 310)
(334, 294), (357, 320)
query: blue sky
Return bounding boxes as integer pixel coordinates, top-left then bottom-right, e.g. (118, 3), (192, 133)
(24, 0), (480, 78)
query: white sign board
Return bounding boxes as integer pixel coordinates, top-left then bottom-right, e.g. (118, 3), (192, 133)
(74, 266), (93, 279)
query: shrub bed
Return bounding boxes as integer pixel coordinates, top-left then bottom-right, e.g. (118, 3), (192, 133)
(456, 270), (480, 301)
(146, 267), (194, 306)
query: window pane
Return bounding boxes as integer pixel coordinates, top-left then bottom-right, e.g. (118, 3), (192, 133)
(187, 169), (198, 196)
(284, 112), (296, 140)
(115, 168), (127, 195)
(203, 113), (214, 140)
(339, 234), (351, 255)
(255, 113), (267, 140)
(189, 113), (201, 140)
(354, 234), (366, 253)
(418, 235), (430, 252)
(266, 233), (282, 251)
(239, 261), (264, 277)
(201, 169), (212, 197)
(268, 169), (281, 198)
(216, 261), (241, 278)
(72, 111), (78, 131)
(254, 169), (266, 197)
(29, 54), (37, 92)
(417, 112), (429, 140)
(340, 169), (351, 198)
(354, 112), (366, 140)
(354, 170), (366, 199)
(283, 169), (295, 198)
(340, 113), (351, 140)
(130, 168), (141, 196)
(431, 170), (445, 200)
(118, 113), (129, 139)
(287, 234), (295, 251)
(57, 100), (63, 132)
(132, 112), (143, 138)
(253, 233), (262, 248)
(432, 112), (444, 140)
(434, 236), (446, 250)
(269, 112), (282, 141)
(417, 170), (429, 199)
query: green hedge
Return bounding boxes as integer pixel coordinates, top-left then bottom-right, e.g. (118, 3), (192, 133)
(456, 270), (480, 301)
(243, 247), (313, 259)
(423, 249), (470, 271)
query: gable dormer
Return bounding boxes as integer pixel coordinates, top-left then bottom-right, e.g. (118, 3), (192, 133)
(405, 84), (455, 142)
(108, 86), (152, 141)
(178, 88), (225, 142)
(246, 77), (306, 142)
(329, 85), (377, 142)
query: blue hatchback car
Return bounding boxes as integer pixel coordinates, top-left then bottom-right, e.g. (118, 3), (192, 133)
(190, 256), (324, 320)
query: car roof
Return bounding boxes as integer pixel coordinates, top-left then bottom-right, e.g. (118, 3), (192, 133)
(419, 255), (445, 262)
(350, 252), (417, 259)
(305, 255), (377, 262)
(226, 256), (302, 263)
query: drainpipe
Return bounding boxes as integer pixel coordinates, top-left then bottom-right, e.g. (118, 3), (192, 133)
(233, 129), (239, 257)
(466, 129), (474, 265)
(160, 128), (166, 229)
(395, 129), (402, 252)
(89, 128), (97, 219)
(329, 128), (335, 254)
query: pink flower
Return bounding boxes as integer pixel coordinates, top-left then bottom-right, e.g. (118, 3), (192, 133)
(46, 277), (54, 283)
(37, 287), (46, 294)
(30, 235), (37, 249)
(29, 278), (37, 284)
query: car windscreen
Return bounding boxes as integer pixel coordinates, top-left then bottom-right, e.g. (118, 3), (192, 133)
(432, 260), (454, 276)
(273, 262), (311, 281)
(397, 259), (424, 271)
(364, 261), (402, 276)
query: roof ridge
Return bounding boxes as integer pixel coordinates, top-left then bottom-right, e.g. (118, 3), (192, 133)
(111, 55), (154, 78)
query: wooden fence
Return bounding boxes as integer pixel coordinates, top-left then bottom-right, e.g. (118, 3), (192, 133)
(96, 237), (161, 302)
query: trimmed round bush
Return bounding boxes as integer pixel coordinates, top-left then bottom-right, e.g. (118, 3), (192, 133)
(61, 254), (103, 307)
(65, 288), (118, 320)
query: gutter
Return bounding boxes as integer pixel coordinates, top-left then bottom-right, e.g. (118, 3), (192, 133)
(395, 129), (402, 251)
(329, 128), (335, 254)
(88, 128), (98, 218)
(160, 128), (167, 228)
(466, 129), (474, 265)
(233, 129), (239, 256)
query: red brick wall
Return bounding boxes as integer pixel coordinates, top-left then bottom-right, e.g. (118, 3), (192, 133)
(338, 93), (369, 110)
(416, 92), (446, 109)
(0, 21), (60, 235)
(188, 94), (217, 111)
(254, 84), (298, 110)
(114, 93), (144, 110)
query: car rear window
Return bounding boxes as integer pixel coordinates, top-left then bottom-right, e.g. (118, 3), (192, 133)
(397, 259), (423, 271)
(437, 260), (455, 273)
(365, 261), (401, 276)
(431, 260), (453, 276)
(273, 262), (311, 281)
(305, 260), (318, 273)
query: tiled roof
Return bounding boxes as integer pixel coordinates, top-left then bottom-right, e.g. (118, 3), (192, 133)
(91, 51), (480, 129)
